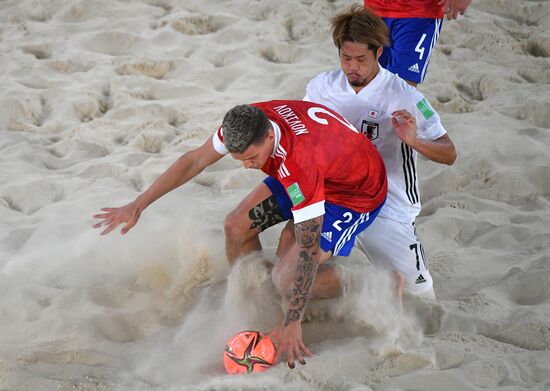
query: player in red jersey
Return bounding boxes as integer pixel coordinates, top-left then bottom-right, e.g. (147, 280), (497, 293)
(93, 100), (387, 369)
(364, 0), (472, 85)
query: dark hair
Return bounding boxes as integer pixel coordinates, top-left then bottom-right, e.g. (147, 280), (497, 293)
(222, 105), (271, 153)
(331, 4), (390, 52)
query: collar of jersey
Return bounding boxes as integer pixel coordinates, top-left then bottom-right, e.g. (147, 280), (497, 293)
(270, 120), (281, 157)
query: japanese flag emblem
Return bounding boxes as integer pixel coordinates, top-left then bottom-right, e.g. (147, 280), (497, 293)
(368, 109), (379, 119)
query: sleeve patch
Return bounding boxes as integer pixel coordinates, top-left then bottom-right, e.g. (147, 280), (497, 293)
(286, 182), (305, 206)
(416, 98), (435, 120)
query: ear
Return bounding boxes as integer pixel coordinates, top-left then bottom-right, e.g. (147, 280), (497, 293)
(376, 46), (383, 60)
(266, 128), (275, 142)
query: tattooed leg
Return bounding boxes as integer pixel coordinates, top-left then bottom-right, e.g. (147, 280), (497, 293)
(224, 183), (285, 264)
(248, 195), (285, 232)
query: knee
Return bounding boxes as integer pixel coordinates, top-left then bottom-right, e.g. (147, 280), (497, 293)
(224, 207), (253, 240)
(271, 264), (292, 296)
(276, 221), (295, 258)
(279, 223), (295, 244)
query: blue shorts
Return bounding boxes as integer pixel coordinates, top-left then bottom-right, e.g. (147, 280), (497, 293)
(379, 17), (443, 84)
(264, 176), (384, 257)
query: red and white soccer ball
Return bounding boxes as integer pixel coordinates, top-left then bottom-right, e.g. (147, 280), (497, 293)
(223, 330), (277, 374)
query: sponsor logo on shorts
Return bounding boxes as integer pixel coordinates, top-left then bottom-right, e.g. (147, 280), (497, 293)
(321, 231), (332, 242)
(415, 274), (427, 284)
(286, 182), (305, 206)
(416, 98), (435, 120)
(408, 63), (420, 73)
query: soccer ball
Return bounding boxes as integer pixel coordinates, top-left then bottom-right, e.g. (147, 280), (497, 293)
(223, 330), (277, 374)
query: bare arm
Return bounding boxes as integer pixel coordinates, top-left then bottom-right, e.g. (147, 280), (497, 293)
(135, 137), (224, 211)
(284, 216), (323, 326)
(392, 110), (457, 166)
(271, 216), (322, 368)
(93, 136), (224, 235)
(409, 134), (457, 165)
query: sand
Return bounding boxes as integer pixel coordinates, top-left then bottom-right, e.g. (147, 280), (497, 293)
(1, 0), (549, 390)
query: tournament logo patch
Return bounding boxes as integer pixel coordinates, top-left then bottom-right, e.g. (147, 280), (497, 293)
(286, 183), (305, 206)
(361, 120), (379, 141)
(416, 98), (435, 120)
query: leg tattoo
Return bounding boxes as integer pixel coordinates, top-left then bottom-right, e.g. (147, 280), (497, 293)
(248, 195), (285, 232)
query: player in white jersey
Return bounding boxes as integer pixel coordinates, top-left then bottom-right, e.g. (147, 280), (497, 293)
(304, 5), (457, 299)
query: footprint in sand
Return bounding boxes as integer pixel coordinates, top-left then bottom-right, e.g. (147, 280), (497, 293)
(48, 59), (95, 74)
(85, 31), (145, 56)
(21, 44), (51, 60)
(8, 96), (50, 131)
(371, 350), (433, 382)
(171, 15), (219, 36)
(259, 44), (301, 64)
(116, 61), (173, 79)
(2, 180), (65, 215)
(480, 309), (550, 351)
(462, 358), (509, 388)
(499, 266), (550, 306)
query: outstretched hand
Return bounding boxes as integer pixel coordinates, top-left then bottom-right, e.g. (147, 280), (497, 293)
(269, 321), (312, 369)
(391, 110), (417, 147)
(92, 202), (141, 235)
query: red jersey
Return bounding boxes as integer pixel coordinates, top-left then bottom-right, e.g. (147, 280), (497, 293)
(213, 100), (387, 223)
(364, 0), (444, 19)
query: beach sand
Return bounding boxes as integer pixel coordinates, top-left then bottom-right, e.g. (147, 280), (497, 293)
(1, 0), (549, 390)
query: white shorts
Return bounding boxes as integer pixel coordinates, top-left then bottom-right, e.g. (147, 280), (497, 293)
(356, 216), (434, 296)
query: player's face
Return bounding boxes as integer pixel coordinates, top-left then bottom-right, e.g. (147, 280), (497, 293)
(339, 41), (382, 91)
(231, 130), (275, 170)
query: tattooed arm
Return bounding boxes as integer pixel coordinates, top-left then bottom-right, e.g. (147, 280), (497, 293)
(271, 216), (322, 368)
(284, 216), (323, 326)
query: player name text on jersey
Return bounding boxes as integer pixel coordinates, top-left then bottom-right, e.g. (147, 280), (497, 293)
(274, 104), (309, 136)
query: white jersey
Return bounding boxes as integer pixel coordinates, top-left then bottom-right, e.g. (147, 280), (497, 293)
(305, 66), (446, 223)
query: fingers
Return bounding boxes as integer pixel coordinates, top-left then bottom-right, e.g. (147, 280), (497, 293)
(100, 221), (120, 235)
(391, 111), (415, 126)
(120, 219), (137, 235)
(294, 351), (306, 367)
(445, 7), (461, 20)
(98, 215), (135, 235)
(391, 110), (410, 118)
(92, 208), (117, 219)
(300, 341), (313, 358)
(285, 342), (312, 368)
(446, 10), (458, 20)
(286, 350), (295, 369)
(93, 205), (138, 235)
(92, 208), (116, 228)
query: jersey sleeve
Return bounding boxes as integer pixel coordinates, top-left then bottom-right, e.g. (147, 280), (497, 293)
(303, 75), (322, 102)
(212, 127), (229, 155)
(279, 161), (326, 224)
(398, 91), (447, 141)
